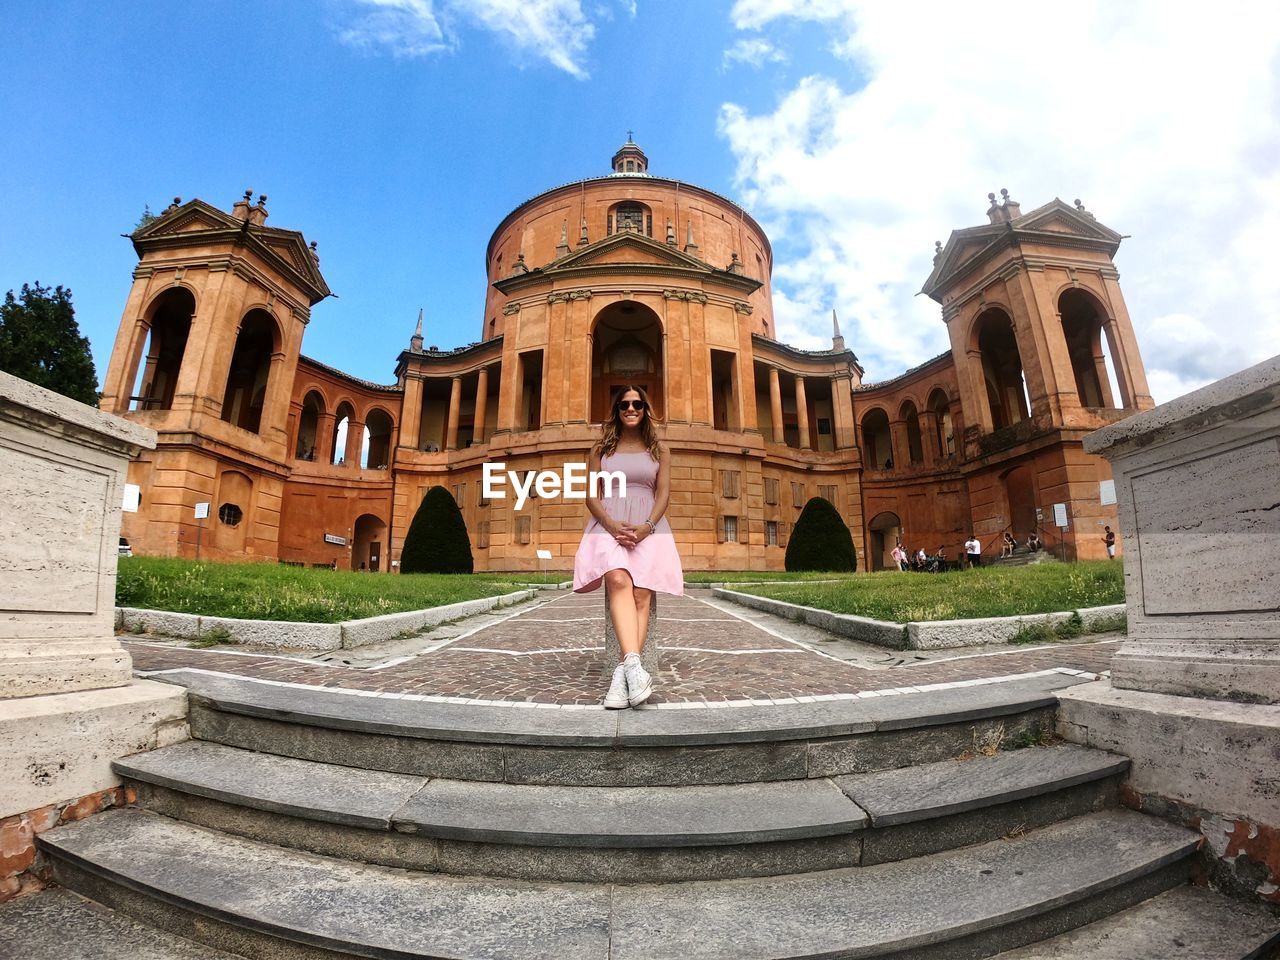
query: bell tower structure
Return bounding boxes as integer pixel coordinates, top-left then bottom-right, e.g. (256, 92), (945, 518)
(100, 192), (330, 560)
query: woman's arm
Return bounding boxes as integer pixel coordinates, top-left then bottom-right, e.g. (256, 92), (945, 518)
(635, 446), (672, 540)
(585, 449), (632, 544)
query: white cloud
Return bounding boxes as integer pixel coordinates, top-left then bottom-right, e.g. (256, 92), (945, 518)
(719, 1), (1280, 402)
(341, 0), (595, 78)
(723, 37), (787, 69)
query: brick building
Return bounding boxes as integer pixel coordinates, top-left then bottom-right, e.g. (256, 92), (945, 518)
(100, 142), (1153, 572)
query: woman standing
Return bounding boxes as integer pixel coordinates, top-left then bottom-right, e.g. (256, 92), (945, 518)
(573, 386), (684, 708)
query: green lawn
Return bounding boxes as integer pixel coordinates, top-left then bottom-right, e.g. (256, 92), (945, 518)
(732, 562), (1125, 622)
(682, 570), (859, 583)
(116, 557), (556, 623)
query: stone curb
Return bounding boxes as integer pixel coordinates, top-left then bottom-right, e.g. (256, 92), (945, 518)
(713, 589), (1126, 650)
(116, 589), (538, 652)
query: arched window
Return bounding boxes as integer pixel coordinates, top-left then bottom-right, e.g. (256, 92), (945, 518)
(861, 409), (893, 470)
(1059, 290), (1121, 409)
(974, 309), (1030, 431)
(609, 202), (651, 238)
(221, 310), (277, 434)
(901, 401), (924, 465)
(928, 388), (954, 459)
(362, 409), (394, 470)
(131, 288), (194, 411)
(332, 401), (354, 466)
(295, 391), (324, 460)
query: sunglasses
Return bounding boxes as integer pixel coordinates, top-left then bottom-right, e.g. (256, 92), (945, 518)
(616, 399), (648, 411)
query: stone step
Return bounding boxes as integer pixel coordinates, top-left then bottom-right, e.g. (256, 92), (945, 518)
(164, 667), (1081, 786)
(0, 888), (243, 960)
(39, 807), (1200, 960)
(115, 739), (1127, 882)
(993, 884), (1280, 959)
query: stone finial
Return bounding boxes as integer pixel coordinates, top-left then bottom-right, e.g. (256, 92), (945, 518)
(163, 196), (182, 214)
(986, 191), (1002, 224)
(832, 309), (845, 351)
(934, 240), (943, 264)
(233, 189), (254, 220)
(555, 220), (570, 257)
(999, 187), (1021, 218)
(1074, 198), (1096, 220)
(684, 220), (698, 254)
(727, 252), (743, 275)
(410, 308), (424, 352)
(578, 219), (589, 247)
(309, 240), (320, 264)
(666, 219), (676, 245)
(247, 192), (269, 226)
(512, 252), (529, 276)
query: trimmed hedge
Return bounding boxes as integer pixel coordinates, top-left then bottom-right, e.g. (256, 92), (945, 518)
(785, 496), (856, 572)
(401, 486), (474, 574)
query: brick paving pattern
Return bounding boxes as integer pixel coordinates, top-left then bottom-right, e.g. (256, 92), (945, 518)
(124, 591), (1117, 707)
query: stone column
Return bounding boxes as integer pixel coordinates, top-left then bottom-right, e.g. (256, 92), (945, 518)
(315, 411), (336, 464)
(920, 409), (941, 463)
(0, 371), (156, 697)
(473, 368), (490, 445)
(1084, 353), (1280, 704)
(830, 373), (856, 450)
(768, 367), (784, 444)
(794, 376), (811, 449)
(344, 419), (364, 468)
(446, 376), (462, 450)
(399, 375), (423, 450)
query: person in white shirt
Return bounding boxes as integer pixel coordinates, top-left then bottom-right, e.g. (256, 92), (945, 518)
(964, 534), (982, 568)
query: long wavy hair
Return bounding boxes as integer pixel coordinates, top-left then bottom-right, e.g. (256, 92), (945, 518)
(595, 385), (663, 460)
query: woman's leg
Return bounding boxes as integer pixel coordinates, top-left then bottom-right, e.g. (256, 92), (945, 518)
(633, 586), (653, 652)
(604, 569), (641, 659)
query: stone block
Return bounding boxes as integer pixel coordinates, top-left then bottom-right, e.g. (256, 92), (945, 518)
(117, 607), (202, 640)
(906, 611), (1075, 649)
(0, 680), (187, 819)
(1085, 353), (1280, 703)
(197, 615), (339, 650)
(0, 371), (155, 697)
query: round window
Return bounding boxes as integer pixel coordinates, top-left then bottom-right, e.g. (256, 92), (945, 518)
(218, 503), (243, 527)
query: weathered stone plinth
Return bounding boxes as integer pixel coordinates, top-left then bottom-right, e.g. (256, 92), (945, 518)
(1084, 354), (1280, 705)
(602, 588), (660, 674)
(0, 371), (155, 698)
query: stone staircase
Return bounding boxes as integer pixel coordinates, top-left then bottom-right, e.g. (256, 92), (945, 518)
(27, 669), (1280, 959)
(988, 546), (1058, 569)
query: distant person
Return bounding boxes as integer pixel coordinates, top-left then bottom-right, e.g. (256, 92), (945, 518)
(1001, 532), (1016, 558)
(916, 547), (928, 570)
(1027, 530), (1043, 552)
(964, 534), (982, 568)
(891, 541), (907, 571)
(1103, 525), (1117, 560)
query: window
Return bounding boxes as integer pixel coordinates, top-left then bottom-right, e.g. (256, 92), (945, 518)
(516, 515), (532, 545)
(817, 418), (831, 435)
(820, 485), (838, 505)
(766, 521), (778, 546)
(720, 469), (740, 499)
(616, 204), (644, 233)
(764, 478), (778, 505)
(477, 520), (491, 549)
(792, 481), (805, 509)
(723, 515), (738, 543)
(218, 503), (243, 527)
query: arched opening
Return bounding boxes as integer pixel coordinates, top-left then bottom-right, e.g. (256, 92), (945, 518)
(331, 401), (354, 466)
(608, 201), (652, 238)
(352, 513), (387, 572)
(1003, 465), (1039, 545)
(1059, 289), (1121, 409)
(295, 391), (324, 460)
(362, 408), (394, 470)
(868, 511), (902, 572)
(901, 401), (924, 465)
(220, 309), (278, 433)
(975, 309), (1030, 431)
(131, 288), (194, 411)
(214, 470), (253, 554)
(590, 301), (664, 423)
(928, 388), (954, 459)
(860, 408), (893, 470)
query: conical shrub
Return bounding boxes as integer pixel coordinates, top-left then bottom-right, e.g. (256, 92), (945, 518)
(401, 486), (473, 574)
(785, 496), (856, 572)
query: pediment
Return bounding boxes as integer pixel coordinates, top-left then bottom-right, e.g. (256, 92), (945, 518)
(1013, 199), (1121, 242)
(547, 231), (713, 272)
(136, 200), (239, 239)
(262, 236), (313, 276)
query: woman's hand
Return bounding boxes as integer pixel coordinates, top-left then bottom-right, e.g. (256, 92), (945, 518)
(617, 521), (651, 546)
(608, 521), (639, 547)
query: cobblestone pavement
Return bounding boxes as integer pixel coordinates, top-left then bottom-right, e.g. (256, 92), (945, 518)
(124, 590), (1118, 707)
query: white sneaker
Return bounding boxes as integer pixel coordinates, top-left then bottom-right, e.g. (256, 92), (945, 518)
(623, 653), (653, 707)
(603, 664), (629, 709)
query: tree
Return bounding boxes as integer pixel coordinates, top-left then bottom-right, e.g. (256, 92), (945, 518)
(0, 283), (99, 405)
(785, 496), (857, 572)
(400, 486), (474, 574)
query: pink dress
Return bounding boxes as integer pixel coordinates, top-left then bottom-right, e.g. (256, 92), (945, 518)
(572, 450), (685, 596)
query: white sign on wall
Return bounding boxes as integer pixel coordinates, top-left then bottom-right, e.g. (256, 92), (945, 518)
(122, 483), (141, 513)
(324, 533), (347, 546)
(194, 502), (210, 520)
(1053, 503), (1069, 528)
(1099, 479), (1117, 505)
(535, 549), (553, 560)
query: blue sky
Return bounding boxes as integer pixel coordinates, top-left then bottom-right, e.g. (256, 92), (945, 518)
(3, 1), (1278, 401)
